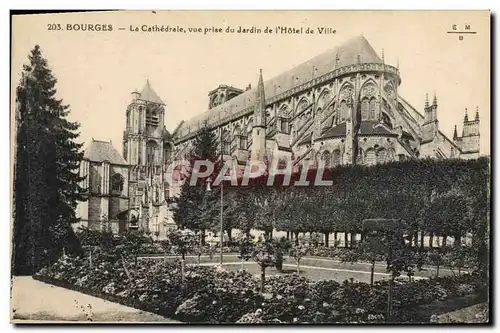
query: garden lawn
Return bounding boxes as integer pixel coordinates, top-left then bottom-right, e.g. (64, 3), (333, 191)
(141, 255), (458, 283)
(220, 262), (392, 283)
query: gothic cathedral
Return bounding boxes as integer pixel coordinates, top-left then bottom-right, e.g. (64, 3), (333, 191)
(76, 35), (481, 237)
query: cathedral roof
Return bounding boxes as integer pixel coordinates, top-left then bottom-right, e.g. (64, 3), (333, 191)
(84, 139), (127, 165)
(175, 36), (383, 138)
(138, 80), (165, 105)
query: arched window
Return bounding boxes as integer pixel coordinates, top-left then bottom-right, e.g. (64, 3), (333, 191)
(377, 148), (388, 164)
(384, 84), (396, 103)
(332, 150), (342, 166)
(297, 99), (308, 115)
(369, 98), (377, 120)
(365, 149), (376, 166)
(340, 101), (348, 122)
(138, 108), (143, 132)
(232, 125), (242, 150)
(321, 150), (331, 168)
(361, 98), (369, 120)
(111, 173), (124, 193)
(398, 154), (406, 162)
(146, 140), (158, 166)
(279, 105), (290, 134)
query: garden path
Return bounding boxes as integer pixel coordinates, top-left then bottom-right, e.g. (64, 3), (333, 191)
(10, 276), (179, 323)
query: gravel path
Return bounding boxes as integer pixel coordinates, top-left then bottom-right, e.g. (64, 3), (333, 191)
(10, 276), (179, 323)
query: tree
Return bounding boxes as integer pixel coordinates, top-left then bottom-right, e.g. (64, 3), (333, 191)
(172, 122), (219, 243)
(167, 229), (197, 282)
(76, 227), (115, 251)
(118, 231), (152, 266)
(289, 240), (308, 274)
(427, 248), (446, 278)
(252, 192), (275, 239)
(236, 232), (254, 270)
(251, 238), (279, 293)
(13, 45), (86, 275)
(447, 243), (474, 276)
(340, 236), (385, 286)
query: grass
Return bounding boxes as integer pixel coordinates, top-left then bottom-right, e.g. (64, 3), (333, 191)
(220, 262), (393, 284)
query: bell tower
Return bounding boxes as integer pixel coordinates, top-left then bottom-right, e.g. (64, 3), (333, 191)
(123, 80), (166, 169)
(123, 80), (168, 233)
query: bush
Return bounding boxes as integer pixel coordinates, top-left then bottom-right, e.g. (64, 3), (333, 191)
(34, 253), (486, 323)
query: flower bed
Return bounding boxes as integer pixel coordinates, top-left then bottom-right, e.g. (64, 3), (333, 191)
(34, 254), (487, 323)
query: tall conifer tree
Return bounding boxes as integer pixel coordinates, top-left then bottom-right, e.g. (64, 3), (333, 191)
(13, 45), (85, 275)
(172, 122), (220, 242)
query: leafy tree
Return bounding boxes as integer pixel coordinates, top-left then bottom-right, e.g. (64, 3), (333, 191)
(76, 227), (115, 251)
(273, 237), (291, 272)
(236, 232), (254, 270)
(446, 243), (474, 276)
(251, 238), (279, 292)
(118, 231), (152, 266)
(159, 239), (172, 265)
(252, 192), (275, 239)
(167, 229), (197, 282)
(427, 249), (446, 278)
(340, 236), (385, 286)
(13, 45), (86, 275)
(289, 241), (308, 274)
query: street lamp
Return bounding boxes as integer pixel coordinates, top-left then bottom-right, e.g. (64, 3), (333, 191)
(206, 173), (224, 265)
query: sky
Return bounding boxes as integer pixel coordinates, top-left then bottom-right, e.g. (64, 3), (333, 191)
(11, 10), (490, 155)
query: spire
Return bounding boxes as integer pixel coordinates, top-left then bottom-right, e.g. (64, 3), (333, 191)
(464, 108), (469, 122)
(475, 106), (480, 121)
(453, 125), (458, 140)
(397, 57), (399, 70)
(381, 48), (385, 63)
(139, 79), (164, 105)
(335, 53), (339, 69)
(432, 92), (437, 106)
(254, 69), (266, 127)
(357, 54), (361, 64)
(425, 93), (429, 108)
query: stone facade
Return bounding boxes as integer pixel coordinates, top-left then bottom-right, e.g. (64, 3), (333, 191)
(172, 36), (481, 169)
